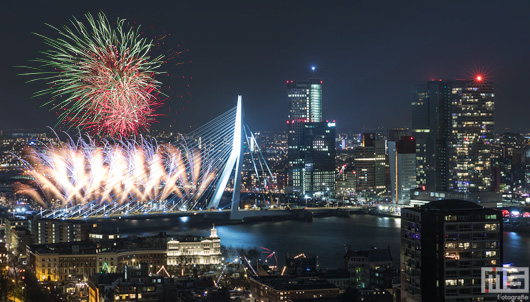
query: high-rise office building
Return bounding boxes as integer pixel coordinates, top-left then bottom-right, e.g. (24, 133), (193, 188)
(287, 79), (323, 193)
(448, 80), (494, 192)
(491, 133), (528, 193)
(286, 79), (335, 197)
(412, 78), (494, 193)
(401, 200), (502, 302)
(353, 134), (386, 195)
(387, 128), (411, 142)
(411, 87), (432, 190)
(302, 122), (336, 196)
(389, 136), (416, 204)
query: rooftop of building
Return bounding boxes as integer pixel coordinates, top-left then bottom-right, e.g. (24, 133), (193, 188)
(423, 199), (484, 210)
(167, 235), (217, 242)
(29, 241), (97, 255)
(91, 272), (123, 286)
(252, 277), (338, 291)
(28, 240), (167, 255)
(318, 269), (350, 279)
(344, 247), (392, 263)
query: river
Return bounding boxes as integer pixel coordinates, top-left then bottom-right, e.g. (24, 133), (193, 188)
(96, 214), (530, 269)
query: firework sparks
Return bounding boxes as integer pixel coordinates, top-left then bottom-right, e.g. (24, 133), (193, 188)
(16, 136), (215, 210)
(261, 247), (278, 266)
(19, 12), (165, 137)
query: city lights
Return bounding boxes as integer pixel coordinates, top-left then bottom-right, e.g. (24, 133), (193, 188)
(2, 3), (530, 302)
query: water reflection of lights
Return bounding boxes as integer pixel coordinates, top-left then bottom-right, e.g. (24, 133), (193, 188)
(180, 216), (189, 223)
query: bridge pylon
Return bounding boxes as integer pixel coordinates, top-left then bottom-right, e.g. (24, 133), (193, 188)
(207, 96), (244, 220)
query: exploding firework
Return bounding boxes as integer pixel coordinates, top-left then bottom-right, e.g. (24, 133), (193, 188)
(16, 136), (215, 211)
(20, 12), (165, 137)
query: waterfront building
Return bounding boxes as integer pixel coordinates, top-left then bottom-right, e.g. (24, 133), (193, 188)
(335, 165), (356, 199)
(302, 122), (336, 197)
(287, 79), (323, 193)
(408, 189), (502, 208)
(401, 200), (502, 302)
(28, 226), (221, 283)
(27, 241), (166, 282)
(286, 78), (336, 197)
(411, 79), (495, 193)
(389, 137), (417, 204)
(4, 216), (90, 251)
(353, 134), (386, 196)
(166, 225), (221, 268)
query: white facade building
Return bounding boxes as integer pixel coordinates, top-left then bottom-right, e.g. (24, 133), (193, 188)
(167, 225), (221, 267)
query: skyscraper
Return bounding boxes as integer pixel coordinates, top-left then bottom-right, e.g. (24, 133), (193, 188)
(389, 136), (416, 204)
(412, 78), (494, 193)
(286, 79), (335, 197)
(387, 128), (411, 142)
(448, 79), (494, 192)
(401, 200), (502, 302)
(411, 86), (432, 190)
(287, 79), (323, 193)
(302, 122), (336, 197)
(353, 134), (386, 196)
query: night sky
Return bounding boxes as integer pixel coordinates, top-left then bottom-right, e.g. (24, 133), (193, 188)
(2, 0), (530, 134)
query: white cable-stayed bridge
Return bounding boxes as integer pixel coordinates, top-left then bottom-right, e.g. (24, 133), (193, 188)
(30, 96), (293, 220)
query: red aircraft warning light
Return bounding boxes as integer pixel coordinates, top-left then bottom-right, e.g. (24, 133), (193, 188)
(476, 75), (483, 81)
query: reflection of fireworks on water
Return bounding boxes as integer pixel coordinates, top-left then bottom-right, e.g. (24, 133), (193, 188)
(19, 12), (165, 137)
(15, 136), (215, 210)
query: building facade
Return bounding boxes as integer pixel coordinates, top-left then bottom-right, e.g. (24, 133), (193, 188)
(4, 217), (90, 253)
(249, 277), (340, 302)
(27, 242), (166, 282)
(302, 122), (336, 197)
(412, 79), (495, 193)
(401, 200), (502, 302)
(344, 247), (393, 289)
(166, 225), (221, 269)
(353, 134), (386, 196)
(286, 79), (336, 197)
(389, 137), (417, 204)
(287, 79), (323, 193)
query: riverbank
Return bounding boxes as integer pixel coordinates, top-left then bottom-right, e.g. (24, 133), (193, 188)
(94, 214), (529, 269)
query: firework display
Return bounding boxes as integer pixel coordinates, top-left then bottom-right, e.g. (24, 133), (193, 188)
(20, 12), (164, 137)
(16, 136), (215, 213)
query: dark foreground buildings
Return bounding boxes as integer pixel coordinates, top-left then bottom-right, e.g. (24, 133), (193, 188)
(401, 200), (502, 302)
